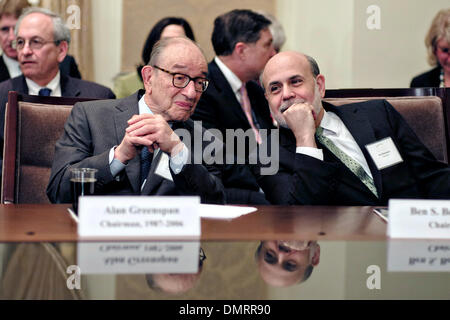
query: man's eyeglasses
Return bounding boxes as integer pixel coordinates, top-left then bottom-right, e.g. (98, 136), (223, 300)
(12, 37), (60, 50)
(153, 65), (209, 93)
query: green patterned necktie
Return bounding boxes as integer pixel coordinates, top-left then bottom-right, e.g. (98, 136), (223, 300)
(315, 126), (378, 198)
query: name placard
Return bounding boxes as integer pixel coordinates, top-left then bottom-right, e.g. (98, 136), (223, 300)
(77, 241), (200, 274)
(388, 199), (450, 239)
(387, 240), (450, 272)
(78, 196), (200, 238)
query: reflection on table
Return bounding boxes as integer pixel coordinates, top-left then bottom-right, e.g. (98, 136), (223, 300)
(1, 240), (449, 300)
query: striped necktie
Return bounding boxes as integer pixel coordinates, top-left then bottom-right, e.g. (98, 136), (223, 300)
(315, 126), (378, 197)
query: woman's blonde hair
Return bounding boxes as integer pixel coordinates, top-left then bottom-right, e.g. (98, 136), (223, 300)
(425, 8), (450, 66)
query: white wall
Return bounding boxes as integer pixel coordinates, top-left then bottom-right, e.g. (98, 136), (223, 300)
(277, 0), (449, 88)
(276, 0), (354, 89)
(91, 0), (122, 89)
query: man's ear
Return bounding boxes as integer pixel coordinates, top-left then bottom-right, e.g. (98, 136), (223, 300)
(141, 65), (153, 94)
(311, 244), (320, 266)
(316, 74), (326, 98)
(57, 40), (69, 63)
(234, 42), (247, 60)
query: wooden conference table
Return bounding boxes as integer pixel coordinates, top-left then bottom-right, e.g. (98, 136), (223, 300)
(0, 204), (448, 300)
(0, 204), (386, 242)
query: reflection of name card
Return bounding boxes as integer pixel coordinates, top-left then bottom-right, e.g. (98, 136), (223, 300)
(388, 199), (450, 239)
(78, 196), (200, 238)
(387, 240), (450, 272)
(77, 241), (200, 274)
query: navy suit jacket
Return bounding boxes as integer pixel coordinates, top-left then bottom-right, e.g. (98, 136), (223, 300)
(191, 60), (274, 204)
(0, 73), (116, 142)
(47, 91), (225, 204)
(253, 100), (450, 205)
(0, 54), (82, 83)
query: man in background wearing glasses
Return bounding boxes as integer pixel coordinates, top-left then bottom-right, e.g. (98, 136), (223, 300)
(47, 37), (225, 204)
(0, 7), (115, 161)
(0, 0), (82, 83)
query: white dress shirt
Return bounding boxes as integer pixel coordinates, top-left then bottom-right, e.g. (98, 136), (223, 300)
(25, 71), (62, 97)
(296, 110), (373, 178)
(2, 54), (21, 78)
(214, 56), (243, 103)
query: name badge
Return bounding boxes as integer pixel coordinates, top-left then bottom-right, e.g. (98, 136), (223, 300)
(155, 152), (173, 181)
(365, 137), (403, 170)
(77, 241), (200, 274)
(78, 196), (200, 238)
(387, 240), (450, 272)
(388, 199), (450, 239)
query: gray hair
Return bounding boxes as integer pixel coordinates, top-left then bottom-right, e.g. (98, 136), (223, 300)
(255, 11), (286, 52)
(15, 7), (71, 45)
(149, 36), (205, 66)
(305, 54), (320, 77)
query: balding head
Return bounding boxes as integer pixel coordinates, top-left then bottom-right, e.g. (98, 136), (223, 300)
(141, 37), (209, 122)
(261, 51), (326, 129)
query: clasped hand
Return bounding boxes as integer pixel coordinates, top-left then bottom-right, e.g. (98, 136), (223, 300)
(114, 114), (183, 163)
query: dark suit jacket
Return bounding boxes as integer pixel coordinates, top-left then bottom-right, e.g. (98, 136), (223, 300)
(191, 60), (274, 204)
(0, 54), (82, 83)
(410, 66), (441, 87)
(46, 91), (225, 204)
(253, 100), (450, 205)
(0, 73), (116, 141)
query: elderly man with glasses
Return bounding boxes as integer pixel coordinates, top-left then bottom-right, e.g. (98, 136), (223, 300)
(47, 37), (225, 204)
(0, 7), (115, 166)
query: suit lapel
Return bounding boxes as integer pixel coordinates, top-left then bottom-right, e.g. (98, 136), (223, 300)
(114, 93), (140, 193)
(209, 61), (249, 127)
(60, 74), (81, 96)
(0, 56), (11, 82)
(11, 75), (29, 94)
(324, 102), (382, 196)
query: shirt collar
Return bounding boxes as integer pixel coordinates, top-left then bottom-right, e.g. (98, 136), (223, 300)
(138, 94), (153, 115)
(2, 54), (21, 78)
(25, 71), (61, 96)
(214, 56), (243, 95)
(319, 110), (341, 135)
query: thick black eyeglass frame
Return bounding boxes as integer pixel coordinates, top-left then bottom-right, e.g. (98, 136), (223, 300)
(153, 65), (209, 93)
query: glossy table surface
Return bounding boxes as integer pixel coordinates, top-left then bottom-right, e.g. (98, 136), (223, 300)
(0, 204), (386, 241)
(0, 204), (448, 300)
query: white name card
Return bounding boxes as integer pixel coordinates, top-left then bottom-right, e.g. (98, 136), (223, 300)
(388, 199), (450, 239)
(77, 241), (200, 274)
(387, 240), (450, 272)
(78, 196), (200, 238)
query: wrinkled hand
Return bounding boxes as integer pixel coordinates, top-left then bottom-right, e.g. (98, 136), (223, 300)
(283, 102), (317, 148)
(114, 114), (183, 163)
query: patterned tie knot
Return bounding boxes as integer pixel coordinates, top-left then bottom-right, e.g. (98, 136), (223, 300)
(38, 88), (52, 96)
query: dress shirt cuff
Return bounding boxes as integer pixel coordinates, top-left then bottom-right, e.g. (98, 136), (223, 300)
(296, 147), (324, 161)
(109, 146), (127, 177)
(169, 143), (189, 174)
